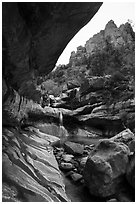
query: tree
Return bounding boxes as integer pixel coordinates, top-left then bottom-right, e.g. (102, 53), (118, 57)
(41, 79), (61, 96)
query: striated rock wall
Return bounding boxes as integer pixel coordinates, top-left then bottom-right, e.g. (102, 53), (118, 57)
(3, 126), (69, 202)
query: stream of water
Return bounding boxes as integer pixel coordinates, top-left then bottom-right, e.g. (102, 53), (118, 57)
(35, 122), (106, 202)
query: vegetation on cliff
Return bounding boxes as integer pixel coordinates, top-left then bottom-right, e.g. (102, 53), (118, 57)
(42, 20), (134, 102)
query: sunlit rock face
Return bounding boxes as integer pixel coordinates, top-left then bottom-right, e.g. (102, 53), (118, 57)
(85, 20), (134, 54)
(2, 2), (102, 94)
(69, 46), (87, 67)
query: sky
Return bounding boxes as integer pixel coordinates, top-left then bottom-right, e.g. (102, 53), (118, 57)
(56, 2), (135, 66)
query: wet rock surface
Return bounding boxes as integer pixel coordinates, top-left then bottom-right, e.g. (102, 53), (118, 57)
(53, 141), (95, 177)
(2, 127), (69, 202)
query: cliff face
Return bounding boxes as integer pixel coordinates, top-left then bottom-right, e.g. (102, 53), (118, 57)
(85, 20), (134, 54)
(3, 2), (102, 95)
(69, 46), (88, 67)
(68, 20), (134, 71)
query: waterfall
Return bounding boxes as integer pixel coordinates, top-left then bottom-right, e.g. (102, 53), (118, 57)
(59, 111), (66, 145)
(59, 111), (63, 126)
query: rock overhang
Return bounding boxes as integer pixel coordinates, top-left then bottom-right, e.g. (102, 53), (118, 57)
(3, 2), (103, 91)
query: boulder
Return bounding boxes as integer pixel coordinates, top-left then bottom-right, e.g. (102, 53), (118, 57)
(62, 154), (74, 162)
(71, 160), (79, 169)
(99, 129), (135, 149)
(107, 198), (118, 202)
(70, 173), (83, 182)
(83, 140), (130, 197)
(80, 157), (88, 168)
(60, 162), (73, 171)
(126, 153), (135, 189)
(64, 141), (84, 155)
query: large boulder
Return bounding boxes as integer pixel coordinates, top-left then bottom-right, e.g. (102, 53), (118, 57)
(99, 129), (135, 150)
(83, 140), (130, 197)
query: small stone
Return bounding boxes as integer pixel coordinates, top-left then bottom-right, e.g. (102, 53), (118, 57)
(56, 156), (61, 161)
(83, 150), (89, 155)
(71, 173), (83, 182)
(107, 198), (118, 202)
(71, 160), (79, 168)
(80, 157), (88, 167)
(62, 154), (74, 162)
(84, 144), (94, 150)
(57, 152), (64, 157)
(80, 179), (85, 184)
(64, 141), (84, 155)
(89, 144), (95, 148)
(56, 147), (64, 152)
(84, 145), (90, 149)
(60, 162), (73, 170)
(65, 171), (74, 177)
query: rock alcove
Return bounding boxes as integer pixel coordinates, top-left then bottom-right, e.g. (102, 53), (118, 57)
(2, 2), (135, 202)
